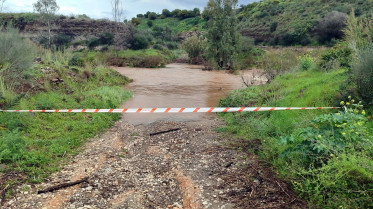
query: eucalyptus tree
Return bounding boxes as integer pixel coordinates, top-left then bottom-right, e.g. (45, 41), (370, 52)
(33, 0), (59, 48)
(204, 0), (240, 70)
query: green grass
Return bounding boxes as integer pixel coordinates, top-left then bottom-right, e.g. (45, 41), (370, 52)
(137, 17), (206, 34)
(219, 67), (373, 207)
(0, 50), (132, 183)
(220, 69), (346, 138)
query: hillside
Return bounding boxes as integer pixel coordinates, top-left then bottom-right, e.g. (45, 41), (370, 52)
(238, 0), (373, 45)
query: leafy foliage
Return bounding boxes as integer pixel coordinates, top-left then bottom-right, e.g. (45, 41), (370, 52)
(205, 0), (240, 69)
(238, 0), (373, 45)
(182, 35), (207, 64)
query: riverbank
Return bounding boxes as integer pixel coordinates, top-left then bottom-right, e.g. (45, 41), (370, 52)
(0, 49), (132, 203)
(219, 68), (373, 207)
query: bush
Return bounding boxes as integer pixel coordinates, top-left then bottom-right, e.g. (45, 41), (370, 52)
(130, 34), (150, 50)
(53, 33), (72, 48)
(130, 56), (164, 68)
(299, 54), (314, 71)
(88, 38), (100, 49)
(182, 36), (207, 64)
(153, 44), (163, 50)
(0, 25), (34, 75)
(318, 43), (353, 71)
(276, 100), (373, 207)
(260, 49), (298, 81)
(68, 54), (85, 67)
(147, 20), (153, 28)
(239, 36), (255, 53)
(316, 11), (347, 44)
(162, 9), (172, 17)
(148, 12), (157, 20)
(354, 46), (373, 104)
(98, 32), (114, 45)
(166, 42), (178, 50)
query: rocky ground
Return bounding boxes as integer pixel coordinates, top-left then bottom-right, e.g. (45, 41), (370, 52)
(2, 118), (307, 209)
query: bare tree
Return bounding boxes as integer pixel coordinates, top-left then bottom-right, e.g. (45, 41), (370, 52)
(0, 0), (6, 12)
(111, 0), (125, 55)
(33, 0), (59, 48)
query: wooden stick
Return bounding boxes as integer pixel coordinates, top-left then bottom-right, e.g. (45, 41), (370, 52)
(150, 128), (181, 136)
(37, 177), (88, 194)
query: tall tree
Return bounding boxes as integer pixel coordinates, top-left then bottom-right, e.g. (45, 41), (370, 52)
(33, 0), (59, 48)
(0, 0), (6, 12)
(112, 0), (124, 31)
(111, 0), (125, 55)
(205, 0), (240, 70)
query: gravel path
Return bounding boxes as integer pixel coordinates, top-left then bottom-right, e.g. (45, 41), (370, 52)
(3, 118), (306, 209)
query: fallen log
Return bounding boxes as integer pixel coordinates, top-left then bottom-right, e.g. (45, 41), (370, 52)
(37, 177), (88, 194)
(150, 128), (181, 136)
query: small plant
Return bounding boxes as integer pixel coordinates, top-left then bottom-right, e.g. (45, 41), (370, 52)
(68, 54), (85, 67)
(298, 54), (314, 71)
(0, 130), (26, 163)
(276, 98), (373, 207)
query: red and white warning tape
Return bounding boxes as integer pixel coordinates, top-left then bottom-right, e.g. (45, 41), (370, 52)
(0, 107), (339, 113)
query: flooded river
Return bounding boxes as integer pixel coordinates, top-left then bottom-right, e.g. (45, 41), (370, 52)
(115, 63), (264, 125)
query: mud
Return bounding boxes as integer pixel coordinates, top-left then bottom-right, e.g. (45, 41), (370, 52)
(115, 64), (267, 125)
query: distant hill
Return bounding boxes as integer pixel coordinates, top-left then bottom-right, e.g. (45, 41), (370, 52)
(237, 0), (373, 45)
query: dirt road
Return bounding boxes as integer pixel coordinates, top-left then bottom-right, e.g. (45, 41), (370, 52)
(4, 119), (305, 209)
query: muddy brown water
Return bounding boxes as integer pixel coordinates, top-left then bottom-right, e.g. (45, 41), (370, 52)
(115, 63), (264, 125)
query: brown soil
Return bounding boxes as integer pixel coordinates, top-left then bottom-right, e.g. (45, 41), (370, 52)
(2, 118), (307, 209)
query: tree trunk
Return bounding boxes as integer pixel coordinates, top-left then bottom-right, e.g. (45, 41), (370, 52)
(47, 19), (51, 48)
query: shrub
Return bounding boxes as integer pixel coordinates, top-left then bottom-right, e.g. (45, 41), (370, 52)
(354, 46), (373, 104)
(153, 44), (163, 50)
(162, 9), (172, 17)
(239, 36), (255, 53)
(147, 20), (153, 28)
(88, 38), (100, 49)
(276, 100), (373, 207)
(317, 11), (347, 44)
(68, 54), (85, 67)
(130, 34), (150, 50)
(270, 22), (278, 32)
(53, 33), (72, 48)
(98, 32), (114, 45)
(299, 54), (314, 71)
(318, 43), (353, 71)
(0, 25), (34, 75)
(130, 56), (164, 68)
(148, 12), (157, 20)
(166, 42), (178, 50)
(260, 49), (298, 81)
(182, 36), (207, 64)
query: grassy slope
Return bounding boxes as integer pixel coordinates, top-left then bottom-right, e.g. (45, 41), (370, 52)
(239, 0), (373, 44)
(220, 69), (346, 139)
(136, 17), (206, 34)
(220, 65), (373, 207)
(0, 50), (132, 183)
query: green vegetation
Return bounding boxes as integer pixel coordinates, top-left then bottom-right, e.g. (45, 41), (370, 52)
(238, 0), (373, 46)
(205, 0), (240, 70)
(220, 11), (373, 208)
(0, 25), (132, 187)
(135, 17), (206, 34)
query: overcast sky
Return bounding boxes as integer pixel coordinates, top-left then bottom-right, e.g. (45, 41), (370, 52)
(4, 0), (258, 20)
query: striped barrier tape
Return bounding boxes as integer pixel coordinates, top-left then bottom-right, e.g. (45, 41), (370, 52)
(0, 107), (339, 113)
